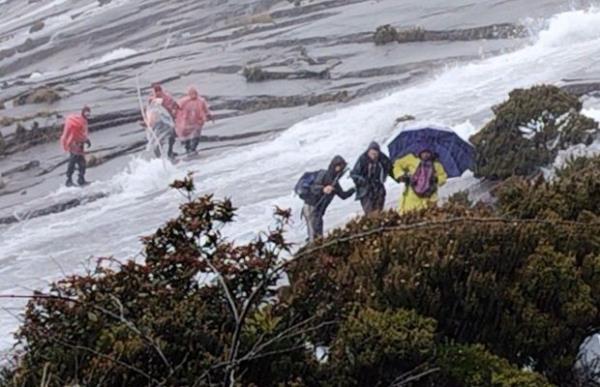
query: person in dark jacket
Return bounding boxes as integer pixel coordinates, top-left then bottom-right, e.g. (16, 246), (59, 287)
(302, 155), (355, 242)
(351, 141), (392, 215)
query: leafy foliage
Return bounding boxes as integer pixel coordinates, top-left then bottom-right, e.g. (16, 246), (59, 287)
(326, 308), (436, 385)
(4, 154), (600, 386)
(470, 85), (598, 179)
(286, 194), (600, 385)
(495, 155), (600, 221)
(0, 176), (311, 387)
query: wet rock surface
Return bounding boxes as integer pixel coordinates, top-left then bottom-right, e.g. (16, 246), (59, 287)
(0, 0), (585, 223)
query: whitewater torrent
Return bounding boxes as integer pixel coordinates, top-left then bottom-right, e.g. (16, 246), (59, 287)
(3, 7), (600, 353)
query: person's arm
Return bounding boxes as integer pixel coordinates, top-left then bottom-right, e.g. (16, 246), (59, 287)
(203, 99), (214, 122)
(434, 161), (448, 186)
(335, 182), (355, 200)
(393, 155), (416, 184)
(350, 157), (366, 185)
(382, 154), (394, 179)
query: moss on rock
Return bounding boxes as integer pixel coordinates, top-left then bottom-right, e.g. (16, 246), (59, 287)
(14, 87), (62, 106)
(374, 24), (399, 45)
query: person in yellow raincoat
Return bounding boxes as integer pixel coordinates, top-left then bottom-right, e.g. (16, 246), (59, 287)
(392, 149), (447, 213)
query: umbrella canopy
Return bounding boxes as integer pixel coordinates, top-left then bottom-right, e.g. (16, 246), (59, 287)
(387, 125), (476, 178)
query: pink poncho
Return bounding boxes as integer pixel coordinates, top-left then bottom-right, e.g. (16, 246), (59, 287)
(60, 114), (89, 155)
(175, 88), (211, 140)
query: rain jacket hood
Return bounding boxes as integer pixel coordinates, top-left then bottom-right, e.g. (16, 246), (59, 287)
(328, 155), (347, 176)
(368, 141), (381, 152)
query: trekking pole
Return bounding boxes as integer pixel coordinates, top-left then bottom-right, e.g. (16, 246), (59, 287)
(313, 167), (349, 210)
(134, 29), (173, 166)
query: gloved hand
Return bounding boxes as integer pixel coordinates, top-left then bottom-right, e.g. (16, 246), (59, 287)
(401, 173), (411, 185)
(85, 139), (92, 148)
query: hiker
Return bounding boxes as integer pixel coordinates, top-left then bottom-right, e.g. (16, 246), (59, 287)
(350, 141), (392, 215)
(392, 148), (447, 213)
(175, 86), (213, 154)
(295, 155), (355, 242)
(150, 83), (179, 119)
(60, 106), (91, 187)
(145, 98), (176, 158)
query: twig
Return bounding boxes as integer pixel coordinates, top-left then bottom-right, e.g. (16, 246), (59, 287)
(390, 367), (440, 386)
(204, 258), (240, 324)
(109, 295), (174, 374)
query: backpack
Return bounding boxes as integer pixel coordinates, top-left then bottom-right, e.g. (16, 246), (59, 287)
(410, 161), (437, 198)
(295, 171), (321, 202)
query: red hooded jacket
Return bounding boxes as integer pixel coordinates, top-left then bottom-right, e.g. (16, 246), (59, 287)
(60, 114), (89, 155)
(175, 89), (211, 140)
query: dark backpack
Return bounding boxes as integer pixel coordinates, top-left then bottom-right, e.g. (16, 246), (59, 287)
(295, 171), (321, 202)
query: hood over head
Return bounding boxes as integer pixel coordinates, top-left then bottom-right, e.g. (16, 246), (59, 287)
(187, 86), (199, 99)
(414, 142), (436, 158)
(367, 141), (381, 152)
(328, 155), (347, 174)
(152, 83), (162, 92)
(81, 105), (91, 119)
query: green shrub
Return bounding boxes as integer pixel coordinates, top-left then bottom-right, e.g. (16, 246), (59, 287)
(470, 85), (598, 179)
(495, 155), (600, 221)
(437, 344), (554, 386)
(286, 201), (600, 385)
(3, 155), (600, 386)
(1, 177), (313, 387)
(326, 308), (436, 385)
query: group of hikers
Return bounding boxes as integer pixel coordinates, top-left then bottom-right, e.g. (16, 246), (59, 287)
(296, 141), (448, 242)
(59, 83), (213, 187)
(59, 84), (472, 244)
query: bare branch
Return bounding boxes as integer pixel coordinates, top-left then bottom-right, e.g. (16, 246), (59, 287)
(390, 367), (440, 387)
(204, 258), (240, 324)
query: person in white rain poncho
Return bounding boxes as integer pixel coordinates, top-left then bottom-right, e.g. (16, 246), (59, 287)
(145, 98), (176, 158)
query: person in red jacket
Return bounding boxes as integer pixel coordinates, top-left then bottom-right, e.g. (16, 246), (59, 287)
(175, 86), (213, 153)
(150, 83), (179, 118)
(60, 106), (91, 187)
(149, 83), (179, 157)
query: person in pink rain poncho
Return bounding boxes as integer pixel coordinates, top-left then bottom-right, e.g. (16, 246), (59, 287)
(175, 86), (213, 154)
(60, 106), (92, 187)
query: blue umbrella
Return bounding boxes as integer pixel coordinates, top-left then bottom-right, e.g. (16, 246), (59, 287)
(387, 125), (476, 178)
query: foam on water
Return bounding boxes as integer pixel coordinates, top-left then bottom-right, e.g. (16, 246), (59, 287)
(88, 48), (138, 66)
(3, 6), (600, 352)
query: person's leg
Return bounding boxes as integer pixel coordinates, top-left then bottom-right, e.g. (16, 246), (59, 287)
(167, 131), (176, 158)
(76, 155), (87, 185)
(65, 153), (76, 186)
(360, 196), (372, 215)
(303, 204), (315, 242)
(190, 136), (201, 152)
(153, 123), (172, 158)
(313, 211), (324, 239)
(375, 190), (386, 212)
(183, 140), (192, 154)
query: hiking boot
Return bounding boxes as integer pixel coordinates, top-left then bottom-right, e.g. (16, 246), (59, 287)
(65, 178), (74, 187)
(77, 177), (90, 186)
